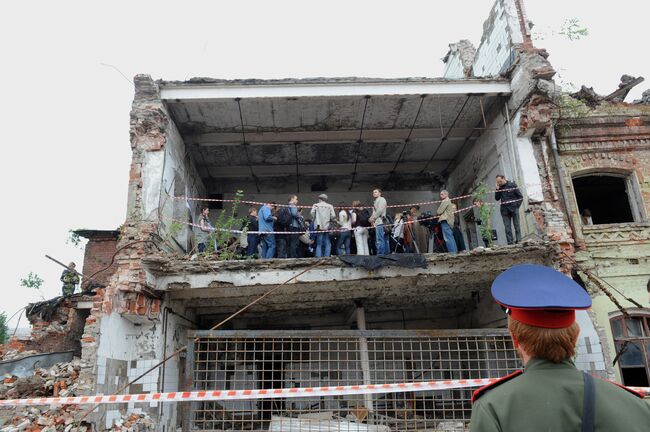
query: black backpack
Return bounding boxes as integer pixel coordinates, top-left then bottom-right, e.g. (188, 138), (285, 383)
(383, 213), (394, 233)
(356, 209), (371, 228)
(277, 207), (292, 228)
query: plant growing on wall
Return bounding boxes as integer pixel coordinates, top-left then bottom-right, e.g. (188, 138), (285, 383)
(0, 312), (8, 344)
(20, 272), (46, 301)
(472, 183), (494, 247)
(66, 229), (84, 249)
(204, 190), (247, 260)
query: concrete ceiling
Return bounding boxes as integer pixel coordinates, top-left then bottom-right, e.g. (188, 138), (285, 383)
(161, 78), (509, 190)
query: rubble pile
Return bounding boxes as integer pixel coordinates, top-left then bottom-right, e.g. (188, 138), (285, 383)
(0, 351), (40, 362)
(106, 413), (155, 432)
(0, 405), (85, 432)
(0, 410), (154, 432)
(1, 360), (83, 400)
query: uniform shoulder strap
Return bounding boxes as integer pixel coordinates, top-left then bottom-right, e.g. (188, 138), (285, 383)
(597, 377), (645, 398)
(471, 370), (523, 403)
(582, 372), (595, 432)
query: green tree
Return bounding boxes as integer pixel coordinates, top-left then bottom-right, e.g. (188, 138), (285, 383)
(20, 272), (45, 300)
(204, 190), (248, 260)
(0, 312), (8, 344)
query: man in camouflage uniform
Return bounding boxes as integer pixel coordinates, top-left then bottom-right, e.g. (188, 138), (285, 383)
(471, 264), (650, 431)
(60, 262), (80, 296)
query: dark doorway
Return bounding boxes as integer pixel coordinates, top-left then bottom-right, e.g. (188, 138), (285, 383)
(572, 175), (634, 224)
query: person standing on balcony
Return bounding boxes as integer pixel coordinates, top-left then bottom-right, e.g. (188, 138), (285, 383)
(350, 201), (370, 256)
(495, 174), (523, 244)
(470, 264), (650, 431)
(335, 203), (352, 255)
(196, 205), (214, 253)
(258, 202), (276, 259)
(288, 195), (304, 258)
(310, 194), (336, 257)
(436, 190), (457, 253)
(369, 188), (390, 255)
(244, 206), (259, 257)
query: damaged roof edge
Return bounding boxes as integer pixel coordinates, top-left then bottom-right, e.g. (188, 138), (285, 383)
(156, 76), (511, 100)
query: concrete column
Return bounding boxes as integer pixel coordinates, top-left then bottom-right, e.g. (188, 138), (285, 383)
(356, 306), (374, 412)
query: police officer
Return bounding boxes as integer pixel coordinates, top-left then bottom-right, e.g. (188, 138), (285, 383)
(470, 264), (650, 431)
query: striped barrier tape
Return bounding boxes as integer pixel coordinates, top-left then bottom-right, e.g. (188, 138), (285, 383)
(1, 378), (647, 406)
(172, 184), (542, 210)
(174, 200), (520, 236)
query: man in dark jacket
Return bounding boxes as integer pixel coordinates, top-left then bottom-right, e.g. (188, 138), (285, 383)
(245, 207), (259, 257)
(495, 174), (523, 244)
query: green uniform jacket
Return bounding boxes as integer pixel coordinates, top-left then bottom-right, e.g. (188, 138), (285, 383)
(471, 358), (650, 432)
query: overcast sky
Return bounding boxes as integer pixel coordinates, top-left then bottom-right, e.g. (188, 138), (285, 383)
(0, 0), (647, 328)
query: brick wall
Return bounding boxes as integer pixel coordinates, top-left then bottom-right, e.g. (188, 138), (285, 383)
(81, 237), (119, 289)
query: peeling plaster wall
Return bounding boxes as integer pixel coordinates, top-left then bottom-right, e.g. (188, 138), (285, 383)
(446, 107), (540, 246)
(93, 309), (192, 430)
(158, 118), (206, 253)
(548, 105), (650, 382)
(472, 0), (523, 77)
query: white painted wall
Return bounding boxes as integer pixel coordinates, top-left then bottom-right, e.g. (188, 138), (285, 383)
(517, 137), (544, 202)
(443, 52), (465, 79)
(160, 119), (207, 250)
(473, 0), (522, 77)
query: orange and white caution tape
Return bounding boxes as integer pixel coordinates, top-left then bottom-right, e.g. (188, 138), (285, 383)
(0, 378), (496, 407)
(1, 377), (646, 406)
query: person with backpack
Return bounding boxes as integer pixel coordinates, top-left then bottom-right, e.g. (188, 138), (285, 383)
(310, 194), (336, 257)
(258, 202), (276, 259)
(275, 196), (298, 258)
(285, 195), (304, 258)
(350, 200), (370, 255)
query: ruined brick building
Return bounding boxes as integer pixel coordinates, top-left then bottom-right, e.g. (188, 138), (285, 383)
(4, 0), (648, 431)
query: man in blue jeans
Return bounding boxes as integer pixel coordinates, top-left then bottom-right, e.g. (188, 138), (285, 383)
(369, 188), (390, 255)
(436, 190), (458, 253)
(310, 194), (336, 257)
(258, 202), (276, 258)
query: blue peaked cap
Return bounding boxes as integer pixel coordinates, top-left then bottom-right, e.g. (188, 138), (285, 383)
(492, 264), (592, 310)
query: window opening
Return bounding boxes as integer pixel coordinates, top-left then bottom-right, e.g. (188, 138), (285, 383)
(573, 175), (634, 224)
(610, 312), (650, 387)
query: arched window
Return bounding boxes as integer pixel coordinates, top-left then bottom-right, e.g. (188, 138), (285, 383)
(572, 172), (645, 225)
(610, 309), (650, 387)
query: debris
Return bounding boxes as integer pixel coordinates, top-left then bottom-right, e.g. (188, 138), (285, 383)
(569, 85), (601, 108)
(633, 89), (650, 104)
(0, 359), (84, 400)
(604, 75), (644, 102)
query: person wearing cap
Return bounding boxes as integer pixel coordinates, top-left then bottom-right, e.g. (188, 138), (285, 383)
(470, 264), (650, 431)
(310, 194), (336, 257)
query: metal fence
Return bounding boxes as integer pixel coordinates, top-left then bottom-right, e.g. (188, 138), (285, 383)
(186, 330), (520, 432)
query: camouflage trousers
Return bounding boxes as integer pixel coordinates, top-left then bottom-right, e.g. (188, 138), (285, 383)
(62, 284), (75, 296)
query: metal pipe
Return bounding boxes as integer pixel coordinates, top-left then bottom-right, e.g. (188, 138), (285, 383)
(548, 128), (577, 241)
